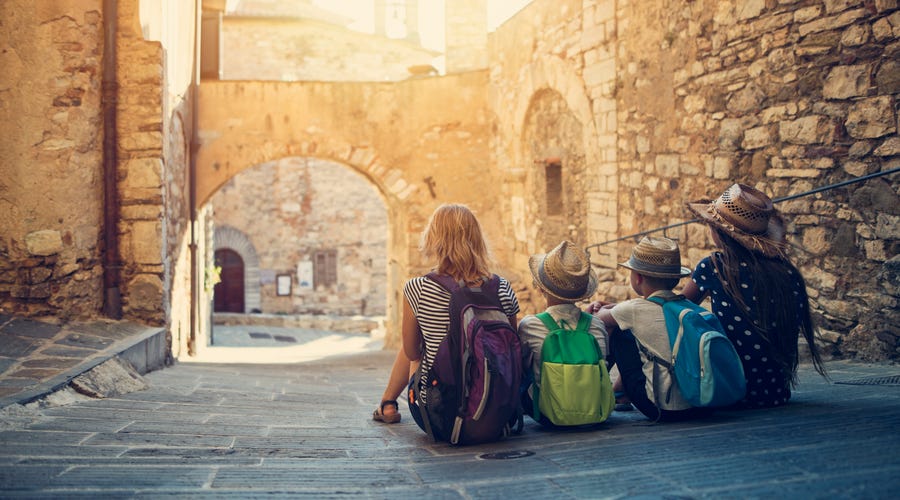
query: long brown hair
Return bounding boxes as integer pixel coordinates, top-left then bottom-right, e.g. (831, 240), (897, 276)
(711, 227), (827, 385)
(420, 204), (493, 283)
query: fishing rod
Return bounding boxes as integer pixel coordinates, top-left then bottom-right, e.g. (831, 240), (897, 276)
(585, 166), (900, 251)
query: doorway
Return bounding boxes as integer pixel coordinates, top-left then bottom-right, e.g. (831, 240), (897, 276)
(214, 248), (245, 313)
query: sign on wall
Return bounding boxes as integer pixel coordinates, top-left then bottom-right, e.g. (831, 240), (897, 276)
(297, 260), (313, 290)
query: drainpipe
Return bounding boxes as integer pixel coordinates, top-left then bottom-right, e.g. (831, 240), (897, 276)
(188, 0), (202, 355)
(102, 0), (122, 319)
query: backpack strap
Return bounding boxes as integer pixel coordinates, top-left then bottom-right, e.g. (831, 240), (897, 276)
(575, 311), (593, 333)
(411, 364), (437, 442)
(425, 272), (460, 292)
(535, 312), (560, 332)
(645, 292), (684, 306)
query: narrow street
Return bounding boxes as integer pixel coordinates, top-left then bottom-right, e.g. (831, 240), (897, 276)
(2, 347), (899, 498)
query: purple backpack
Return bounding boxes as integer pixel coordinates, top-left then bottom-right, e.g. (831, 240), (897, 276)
(413, 273), (523, 445)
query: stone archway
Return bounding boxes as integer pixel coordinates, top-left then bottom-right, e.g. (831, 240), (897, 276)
(214, 225), (262, 313)
(492, 55), (619, 313)
(196, 76), (496, 347)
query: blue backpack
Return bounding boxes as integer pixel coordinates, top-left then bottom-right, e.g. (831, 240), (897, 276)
(646, 294), (746, 408)
(412, 273), (523, 445)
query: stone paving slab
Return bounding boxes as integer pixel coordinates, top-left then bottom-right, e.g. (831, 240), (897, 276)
(0, 316), (166, 409)
(0, 348), (899, 497)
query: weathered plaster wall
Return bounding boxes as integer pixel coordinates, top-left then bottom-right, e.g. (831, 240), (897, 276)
(221, 17), (438, 82)
(209, 158), (388, 316)
(0, 1), (106, 320)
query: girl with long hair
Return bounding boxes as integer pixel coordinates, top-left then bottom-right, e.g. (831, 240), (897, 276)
(682, 184), (827, 408)
(372, 203), (520, 425)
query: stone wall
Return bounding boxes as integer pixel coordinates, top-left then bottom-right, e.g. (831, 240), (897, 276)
(0, 0), (196, 360)
(209, 158), (388, 316)
(489, 0), (620, 313)
(615, 0), (899, 360)
(220, 17), (438, 82)
(116, 0), (166, 325)
(491, 0), (899, 360)
(0, 1), (106, 320)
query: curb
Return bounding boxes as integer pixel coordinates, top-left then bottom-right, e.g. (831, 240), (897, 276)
(0, 326), (166, 409)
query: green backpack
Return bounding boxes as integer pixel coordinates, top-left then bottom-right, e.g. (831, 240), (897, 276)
(532, 312), (615, 426)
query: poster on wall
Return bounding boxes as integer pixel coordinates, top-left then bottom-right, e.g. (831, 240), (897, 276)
(297, 261), (313, 290)
(276, 274), (292, 296)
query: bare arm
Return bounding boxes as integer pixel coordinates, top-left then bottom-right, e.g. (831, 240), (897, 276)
(595, 305), (619, 334)
(682, 279), (706, 304)
(401, 298), (422, 361)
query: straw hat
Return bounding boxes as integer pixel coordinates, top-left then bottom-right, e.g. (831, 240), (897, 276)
(529, 241), (598, 302)
(686, 183), (787, 258)
(619, 236), (692, 279)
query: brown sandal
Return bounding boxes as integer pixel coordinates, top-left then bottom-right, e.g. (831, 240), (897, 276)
(373, 400), (401, 424)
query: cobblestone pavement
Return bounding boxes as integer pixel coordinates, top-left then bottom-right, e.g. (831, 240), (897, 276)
(1, 347), (899, 498)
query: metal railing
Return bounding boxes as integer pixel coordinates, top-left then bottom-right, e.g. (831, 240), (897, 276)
(585, 166), (900, 252)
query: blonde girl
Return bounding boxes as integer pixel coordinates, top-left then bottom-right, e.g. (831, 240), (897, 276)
(373, 204), (520, 425)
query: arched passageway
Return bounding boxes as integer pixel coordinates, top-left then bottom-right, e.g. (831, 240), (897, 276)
(195, 75), (502, 348)
(208, 157), (388, 320)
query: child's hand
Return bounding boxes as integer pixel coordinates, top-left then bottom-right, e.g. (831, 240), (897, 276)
(585, 300), (615, 314)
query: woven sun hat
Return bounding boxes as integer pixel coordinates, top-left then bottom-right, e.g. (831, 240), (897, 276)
(618, 236), (692, 279)
(529, 240), (598, 302)
(686, 183), (787, 258)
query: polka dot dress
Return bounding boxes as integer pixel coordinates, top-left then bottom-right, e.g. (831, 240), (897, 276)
(692, 254), (796, 408)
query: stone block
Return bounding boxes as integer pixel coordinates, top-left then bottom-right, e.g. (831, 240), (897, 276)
(864, 240), (889, 261)
(655, 154), (680, 177)
(875, 213), (900, 239)
(794, 6), (822, 23)
(583, 58), (615, 88)
(802, 226), (831, 255)
(129, 221), (162, 265)
(122, 158), (162, 190)
(823, 65), (871, 99)
(742, 126), (771, 149)
(766, 168), (822, 178)
(824, 0), (861, 13)
(874, 137), (900, 156)
(120, 131), (164, 152)
(25, 231), (63, 256)
(872, 16), (895, 41)
(779, 115), (829, 144)
(713, 156), (733, 179)
(875, 60), (900, 94)
(846, 96), (896, 139)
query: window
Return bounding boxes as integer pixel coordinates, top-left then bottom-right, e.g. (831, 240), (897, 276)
(545, 159), (563, 216)
(313, 249), (338, 288)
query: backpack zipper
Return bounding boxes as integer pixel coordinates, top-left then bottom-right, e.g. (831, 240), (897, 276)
(472, 357), (490, 420)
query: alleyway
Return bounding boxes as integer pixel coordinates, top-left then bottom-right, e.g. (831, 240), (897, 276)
(2, 347), (899, 497)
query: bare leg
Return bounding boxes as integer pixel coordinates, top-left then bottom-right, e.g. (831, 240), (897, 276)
(380, 350), (412, 416)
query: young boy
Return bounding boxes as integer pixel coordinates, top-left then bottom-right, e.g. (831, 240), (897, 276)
(519, 240), (609, 426)
(590, 236), (712, 422)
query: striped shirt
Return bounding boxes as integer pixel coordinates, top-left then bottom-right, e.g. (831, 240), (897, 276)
(404, 274), (520, 382)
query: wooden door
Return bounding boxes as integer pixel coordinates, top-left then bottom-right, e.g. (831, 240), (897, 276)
(214, 249), (245, 313)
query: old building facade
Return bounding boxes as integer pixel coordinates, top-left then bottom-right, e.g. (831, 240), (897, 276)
(2, 0), (898, 361)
